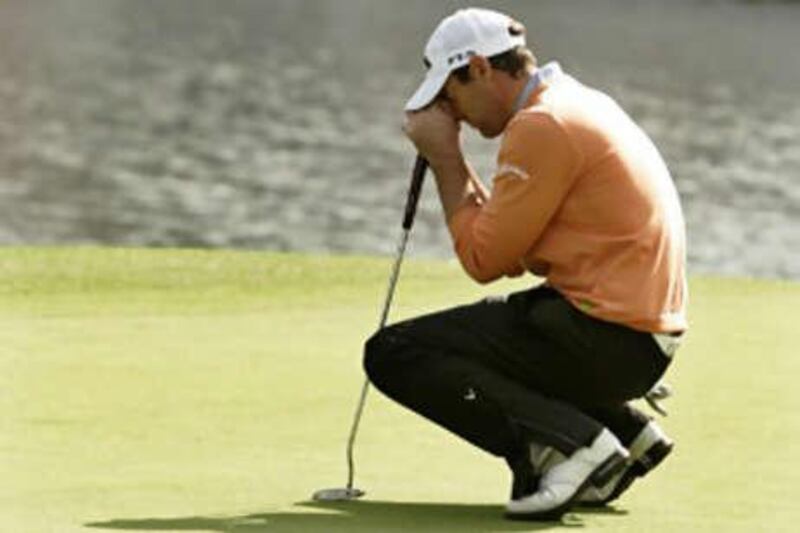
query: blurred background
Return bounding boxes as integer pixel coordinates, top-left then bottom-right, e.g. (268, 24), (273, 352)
(0, 0), (798, 279)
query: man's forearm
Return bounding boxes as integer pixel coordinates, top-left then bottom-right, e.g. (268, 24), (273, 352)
(430, 154), (483, 221)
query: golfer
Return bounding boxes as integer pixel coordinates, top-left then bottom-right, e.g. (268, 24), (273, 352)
(364, 7), (687, 521)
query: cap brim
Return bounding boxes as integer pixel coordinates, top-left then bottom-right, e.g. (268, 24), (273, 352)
(404, 69), (449, 111)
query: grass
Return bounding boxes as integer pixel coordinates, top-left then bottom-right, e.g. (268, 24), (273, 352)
(1, 247), (798, 532)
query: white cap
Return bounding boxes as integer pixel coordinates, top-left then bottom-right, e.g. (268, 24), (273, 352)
(405, 8), (526, 111)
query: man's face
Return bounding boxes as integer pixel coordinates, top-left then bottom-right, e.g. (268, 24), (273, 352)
(439, 66), (507, 139)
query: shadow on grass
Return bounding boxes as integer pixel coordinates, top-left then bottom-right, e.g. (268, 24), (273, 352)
(86, 500), (626, 531)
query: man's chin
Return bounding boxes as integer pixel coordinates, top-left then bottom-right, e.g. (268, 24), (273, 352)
(478, 126), (503, 139)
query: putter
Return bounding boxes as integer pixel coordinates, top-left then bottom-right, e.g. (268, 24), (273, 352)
(312, 155), (429, 502)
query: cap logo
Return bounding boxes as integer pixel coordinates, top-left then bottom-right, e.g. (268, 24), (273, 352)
(508, 20), (525, 37)
(447, 50), (476, 66)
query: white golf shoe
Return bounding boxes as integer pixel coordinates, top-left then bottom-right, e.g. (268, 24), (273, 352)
(578, 421), (674, 506)
(505, 429), (628, 521)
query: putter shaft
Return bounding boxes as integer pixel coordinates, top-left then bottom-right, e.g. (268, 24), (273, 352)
(345, 228), (411, 490)
(317, 157), (426, 501)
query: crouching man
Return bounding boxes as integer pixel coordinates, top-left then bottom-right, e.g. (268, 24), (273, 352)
(365, 7), (687, 521)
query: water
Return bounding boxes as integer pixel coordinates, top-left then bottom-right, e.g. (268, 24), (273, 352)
(1, 0), (798, 279)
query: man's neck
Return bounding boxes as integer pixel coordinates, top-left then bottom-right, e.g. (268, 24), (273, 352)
(500, 67), (537, 126)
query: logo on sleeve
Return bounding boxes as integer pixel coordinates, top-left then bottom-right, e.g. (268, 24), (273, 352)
(496, 163), (531, 181)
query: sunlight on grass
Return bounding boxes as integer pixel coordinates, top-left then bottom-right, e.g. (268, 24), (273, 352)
(1, 247), (798, 532)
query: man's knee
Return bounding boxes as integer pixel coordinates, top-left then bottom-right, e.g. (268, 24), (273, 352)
(363, 324), (411, 388)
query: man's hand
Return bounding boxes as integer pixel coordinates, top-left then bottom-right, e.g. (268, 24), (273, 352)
(401, 102), (478, 223)
(402, 103), (462, 165)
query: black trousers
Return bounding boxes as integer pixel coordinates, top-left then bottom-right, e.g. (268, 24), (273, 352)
(364, 285), (671, 462)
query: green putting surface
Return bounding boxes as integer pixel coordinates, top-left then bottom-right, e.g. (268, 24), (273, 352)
(2, 247), (798, 532)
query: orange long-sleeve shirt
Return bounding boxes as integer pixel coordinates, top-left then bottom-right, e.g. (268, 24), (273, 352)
(448, 67), (687, 333)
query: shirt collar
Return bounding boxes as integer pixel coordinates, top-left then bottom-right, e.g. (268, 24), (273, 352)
(512, 61), (563, 114)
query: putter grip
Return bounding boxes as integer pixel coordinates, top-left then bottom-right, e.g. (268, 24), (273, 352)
(402, 156), (428, 231)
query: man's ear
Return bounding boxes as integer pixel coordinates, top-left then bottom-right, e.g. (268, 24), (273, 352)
(467, 55), (492, 81)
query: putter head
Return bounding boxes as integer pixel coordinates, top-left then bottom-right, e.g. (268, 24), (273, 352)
(312, 487), (365, 501)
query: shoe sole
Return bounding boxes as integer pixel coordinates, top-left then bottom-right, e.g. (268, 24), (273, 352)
(581, 440), (674, 508)
(505, 451), (628, 522)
